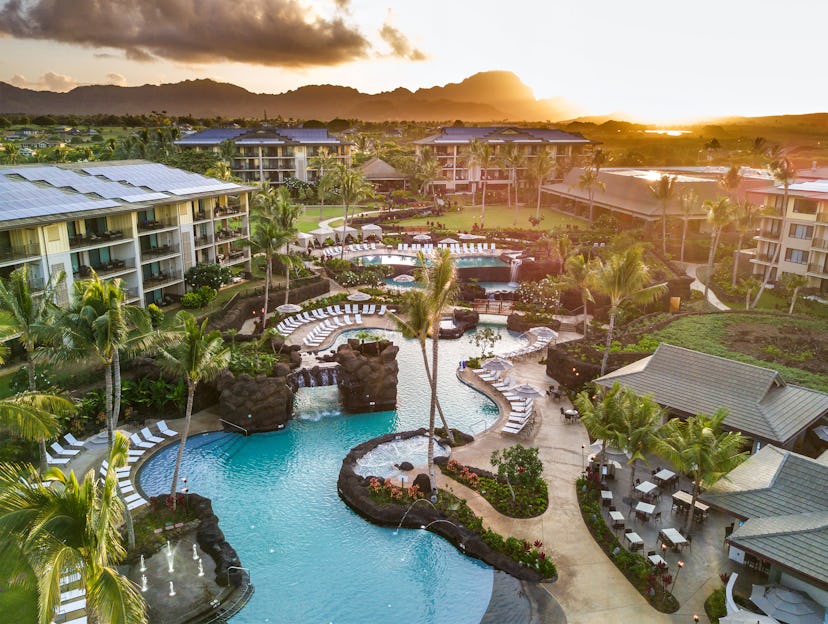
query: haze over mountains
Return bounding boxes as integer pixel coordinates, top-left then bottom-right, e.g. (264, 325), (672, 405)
(0, 71), (581, 122)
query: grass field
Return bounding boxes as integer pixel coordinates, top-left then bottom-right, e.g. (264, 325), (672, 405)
(296, 205), (352, 233)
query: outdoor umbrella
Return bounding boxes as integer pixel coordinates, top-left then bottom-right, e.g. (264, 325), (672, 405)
(458, 233), (484, 240)
(482, 357), (514, 373)
(510, 383), (544, 408)
(749, 585), (825, 624)
(347, 292), (371, 301)
(720, 611), (780, 624)
(528, 327), (559, 341)
(276, 303), (302, 314)
(439, 237), (458, 244)
(393, 274), (416, 283)
(412, 233), (432, 241)
(588, 439), (631, 460)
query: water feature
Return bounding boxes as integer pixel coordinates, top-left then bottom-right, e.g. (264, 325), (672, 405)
(358, 254), (506, 269)
(509, 259), (522, 285)
(197, 559), (205, 577)
(168, 581), (175, 597)
(354, 435), (450, 479)
(393, 498), (438, 535)
(192, 544), (199, 560)
(139, 554), (146, 572)
(141, 575), (148, 592)
(138, 325), (528, 623)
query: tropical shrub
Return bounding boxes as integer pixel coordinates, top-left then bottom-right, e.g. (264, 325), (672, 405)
(146, 303), (165, 328)
(185, 262), (232, 290)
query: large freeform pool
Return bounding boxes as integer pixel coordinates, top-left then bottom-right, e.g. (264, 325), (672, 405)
(138, 326), (528, 623)
(357, 253), (507, 269)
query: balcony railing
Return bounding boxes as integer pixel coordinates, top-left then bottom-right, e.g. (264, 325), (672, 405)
(93, 261), (134, 276)
(812, 238), (828, 250)
(218, 250), (249, 264)
(757, 229), (780, 240)
(138, 219), (176, 232)
(141, 244), (179, 259)
(0, 244), (41, 262)
(194, 235), (213, 247)
(192, 210), (212, 222)
(69, 230), (126, 248)
(214, 205), (243, 217)
(817, 211), (828, 224)
(216, 228), (244, 241)
(807, 262), (827, 276)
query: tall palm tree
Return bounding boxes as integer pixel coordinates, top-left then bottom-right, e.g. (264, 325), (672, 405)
(414, 148), (440, 200)
(156, 312), (230, 511)
(391, 288), (454, 443)
(612, 386), (664, 491)
(244, 219), (287, 333)
(778, 273), (809, 315)
(753, 157), (796, 308)
(3, 142), (19, 164)
(718, 164), (743, 201)
(574, 382), (623, 463)
(463, 140), (495, 228)
(649, 174), (677, 255)
(590, 247), (667, 376)
(576, 166), (604, 227)
(268, 186), (303, 305)
(205, 161), (235, 182)
(677, 189), (699, 264)
(563, 254), (595, 337)
(309, 146), (337, 218)
(329, 162), (373, 260)
(526, 147), (557, 221)
(703, 197), (734, 298)
(420, 249), (457, 476)
(499, 143), (526, 224)
(0, 266), (65, 471)
(0, 433), (147, 624)
(656, 409), (748, 532)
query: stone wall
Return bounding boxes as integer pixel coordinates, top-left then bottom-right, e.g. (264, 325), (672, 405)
(215, 365), (294, 432)
(334, 339), (398, 413)
(439, 308), (479, 339)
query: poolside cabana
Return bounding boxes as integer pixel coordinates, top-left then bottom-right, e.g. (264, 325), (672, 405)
(361, 223), (383, 240)
(332, 225), (358, 243)
(295, 231), (315, 249)
(309, 228), (335, 245)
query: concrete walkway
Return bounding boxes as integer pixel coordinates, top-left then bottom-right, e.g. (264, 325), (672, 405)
(683, 263), (730, 311)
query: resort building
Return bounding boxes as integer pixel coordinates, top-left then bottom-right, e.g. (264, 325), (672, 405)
(175, 127), (350, 185)
(0, 160), (253, 307)
(700, 445), (828, 607)
(359, 157), (407, 192)
(412, 126), (593, 195)
(748, 178), (828, 294)
(594, 344), (828, 452)
(541, 166), (772, 233)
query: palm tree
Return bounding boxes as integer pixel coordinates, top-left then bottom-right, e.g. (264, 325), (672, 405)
(677, 189), (699, 264)
(778, 273), (809, 315)
(590, 247), (667, 376)
(656, 409), (748, 532)
(414, 148), (440, 200)
(329, 162), (373, 260)
(3, 142), (19, 164)
(526, 147), (557, 221)
(611, 386), (664, 489)
(563, 254), (595, 337)
(420, 249), (457, 476)
(718, 164), (743, 201)
(576, 166), (604, 227)
(574, 382), (623, 463)
(218, 139), (236, 166)
(244, 218), (287, 333)
(268, 186), (303, 305)
(753, 157), (796, 308)
(649, 174), (677, 255)
(731, 199), (761, 288)
(0, 433), (147, 624)
(499, 144), (526, 224)
(703, 197), (734, 298)
(156, 312), (230, 510)
(309, 146), (337, 218)
(205, 161), (235, 181)
(737, 276), (761, 310)
(0, 266), (65, 471)
(0, 392), (68, 450)
(463, 139), (495, 228)
(391, 287), (454, 443)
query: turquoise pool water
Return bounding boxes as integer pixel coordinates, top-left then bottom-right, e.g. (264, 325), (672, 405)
(357, 254), (506, 269)
(138, 326), (527, 623)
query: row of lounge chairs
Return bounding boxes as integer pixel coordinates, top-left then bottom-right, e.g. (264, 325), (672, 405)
(56, 572), (87, 624)
(304, 314), (363, 347)
(500, 336), (554, 359)
(472, 370), (536, 435)
(322, 243), (378, 256)
(440, 243), (496, 254)
(277, 304), (388, 337)
(45, 432), (88, 466)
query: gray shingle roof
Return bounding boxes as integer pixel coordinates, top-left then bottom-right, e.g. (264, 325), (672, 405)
(413, 126), (592, 145)
(175, 127), (343, 146)
(359, 157), (404, 180)
(595, 344), (828, 445)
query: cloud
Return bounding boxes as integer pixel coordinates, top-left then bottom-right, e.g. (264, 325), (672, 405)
(106, 73), (128, 86)
(379, 19), (425, 61)
(0, 0), (371, 67)
(9, 71), (79, 91)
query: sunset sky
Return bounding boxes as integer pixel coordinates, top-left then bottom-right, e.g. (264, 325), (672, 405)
(0, 0), (825, 122)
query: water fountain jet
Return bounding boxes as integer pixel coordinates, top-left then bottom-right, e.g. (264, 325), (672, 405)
(192, 544), (199, 560)
(393, 498), (438, 535)
(141, 575), (148, 592)
(198, 558), (205, 577)
(139, 554), (146, 572)
(169, 581), (176, 597)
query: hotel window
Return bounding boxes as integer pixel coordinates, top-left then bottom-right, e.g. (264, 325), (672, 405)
(793, 198), (818, 215)
(788, 224), (814, 239)
(784, 248), (809, 264)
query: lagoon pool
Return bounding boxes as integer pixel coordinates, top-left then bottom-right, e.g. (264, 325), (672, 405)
(138, 326), (528, 623)
(357, 253), (507, 269)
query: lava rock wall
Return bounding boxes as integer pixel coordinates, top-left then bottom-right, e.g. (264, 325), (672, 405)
(215, 365), (294, 432)
(334, 339), (398, 413)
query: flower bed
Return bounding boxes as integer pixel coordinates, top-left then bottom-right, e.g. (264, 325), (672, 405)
(576, 477), (679, 613)
(440, 458), (548, 518)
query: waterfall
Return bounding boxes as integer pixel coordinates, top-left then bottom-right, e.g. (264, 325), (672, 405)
(294, 374), (305, 388)
(320, 369), (329, 385)
(509, 259), (522, 285)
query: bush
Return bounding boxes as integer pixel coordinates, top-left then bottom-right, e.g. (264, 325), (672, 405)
(181, 292), (202, 308)
(185, 263), (232, 290)
(490, 445), (544, 489)
(146, 303), (165, 328)
(704, 587), (726, 624)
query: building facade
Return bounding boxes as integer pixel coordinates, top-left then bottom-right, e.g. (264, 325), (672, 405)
(413, 126), (593, 195)
(749, 180), (828, 293)
(175, 127), (350, 185)
(0, 161), (253, 307)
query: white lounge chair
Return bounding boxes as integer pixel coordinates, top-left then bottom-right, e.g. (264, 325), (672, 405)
(378, 305), (387, 315)
(46, 452), (70, 466)
(355, 313), (363, 324)
(63, 433), (85, 448)
(57, 597), (86, 615)
(127, 497), (147, 510)
(129, 433), (154, 449)
(156, 420), (177, 437)
(63, 617), (88, 624)
(140, 427), (164, 444)
(50, 441), (80, 457)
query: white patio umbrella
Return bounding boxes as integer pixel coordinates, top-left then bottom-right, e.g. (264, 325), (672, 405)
(458, 233), (484, 240)
(528, 327), (559, 341)
(412, 233), (432, 241)
(589, 439), (631, 460)
(439, 237), (458, 244)
(482, 357), (514, 373)
(347, 292), (371, 301)
(393, 274), (416, 283)
(276, 303), (302, 314)
(750, 585), (825, 624)
(720, 611), (780, 624)
(510, 383), (544, 408)
(361, 223), (382, 233)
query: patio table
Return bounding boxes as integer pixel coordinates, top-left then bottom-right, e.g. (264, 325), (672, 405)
(648, 554), (667, 567)
(601, 490), (613, 506)
(635, 501), (655, 515)
(672, 490), (709, 516)
(636, 480), (658, 496)
(653, 469), (676, 486)
(659, 527), (687, 550)
(609, 511), (625, 529)
(625, 531), (643, 551)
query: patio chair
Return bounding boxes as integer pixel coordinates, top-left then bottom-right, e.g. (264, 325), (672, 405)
(156, 420), (177, 437)
(129, 433), (154, 449)
(140, 427), (164, 444)
(46, 451), (71, 465)
(50, 441), (80, 457)
(63, 433), (85, 448)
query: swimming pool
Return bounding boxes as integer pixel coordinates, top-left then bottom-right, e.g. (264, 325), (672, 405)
(357, 254), (507, 269)
(138, 325), (528, 623)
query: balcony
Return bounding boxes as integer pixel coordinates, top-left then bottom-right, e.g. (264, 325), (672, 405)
(69, 230), (126, 248)
(74, 259), (133, 279)
(192, 210), (212, 222)
(214, 205), (243, 218)
(216, 227), (245, 241)
(807, 262), (828, 277)
(143, 272), (183, 290)
(194, 234), (213, 248)
(218, 249), (249, 265)
(812, 238), (828, 250)
(138, 219), (177, 232)
(0, 244), (40, 264)
(141, 244), (180, 260)
(817, 211), (828, 224)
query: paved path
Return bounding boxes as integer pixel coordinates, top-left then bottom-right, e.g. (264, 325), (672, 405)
(683, 263), (730, 311)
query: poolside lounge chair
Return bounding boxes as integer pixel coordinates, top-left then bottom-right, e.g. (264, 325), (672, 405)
(355, 313), (363, 324)
(342, 315), (353, 325)
(57, 597), (86, 615)
(140, 427), (164, 444)
(366, 304), (376, 315)
(60, 588), (85, 603)
(129, 432), (154, 449)
(378, 305), (387, 315)
(118, 481), (135, 494)
(63, 432), (85, 448)
(156, 420), (178, 437)
(50, 441), (80, 457)
(63, 617), (88, 624)
(127, 497), (147, 510)
(46, 452), (70, 465)
(332, 305), (344, 315)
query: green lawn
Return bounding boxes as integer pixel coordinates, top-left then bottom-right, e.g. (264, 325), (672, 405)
(389, 204), (585, 232)
(296, 205), (353, 233)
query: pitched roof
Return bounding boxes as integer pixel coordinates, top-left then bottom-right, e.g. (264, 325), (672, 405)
(175, 127), (343, 146)
(359, 157), (405, 180)
(413, 126), (592, 145)
(700, 446), (828, 587)
(595, 344), (828, 445)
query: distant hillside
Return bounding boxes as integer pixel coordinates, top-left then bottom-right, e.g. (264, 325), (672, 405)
(0, 71), (580, 122)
